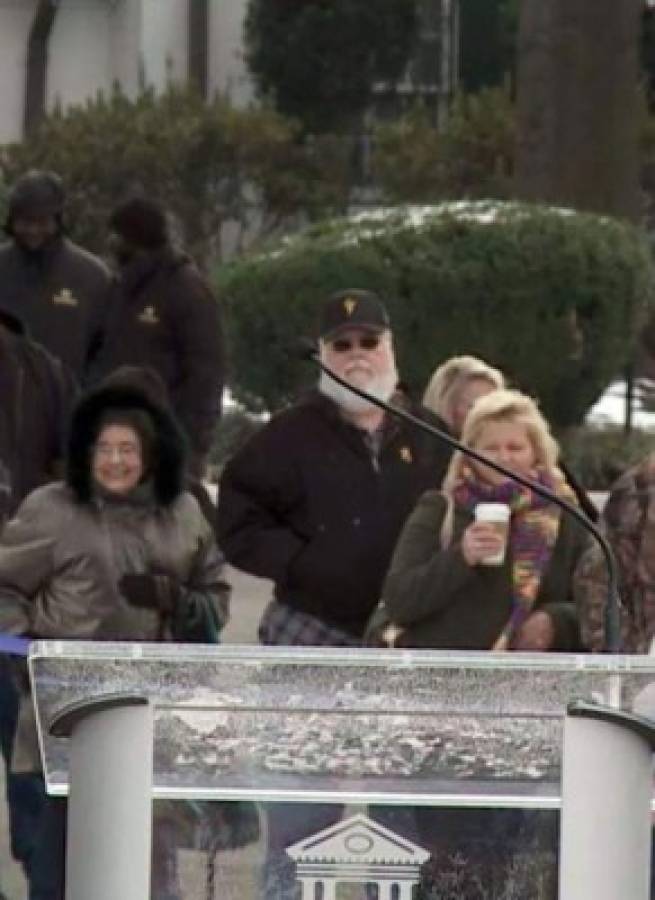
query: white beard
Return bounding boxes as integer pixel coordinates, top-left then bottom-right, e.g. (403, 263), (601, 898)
(318, 366), (398, 414)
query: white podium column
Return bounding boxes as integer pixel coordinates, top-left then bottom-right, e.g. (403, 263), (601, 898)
(50, 694), (153, 900)
(559, 701), (655, 900)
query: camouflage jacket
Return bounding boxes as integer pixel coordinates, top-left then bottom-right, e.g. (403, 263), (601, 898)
(574, 454), (655, 652)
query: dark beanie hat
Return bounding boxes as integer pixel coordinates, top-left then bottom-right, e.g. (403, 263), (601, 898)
(5, 170), (65, 233)
(109, 197), (169, 250)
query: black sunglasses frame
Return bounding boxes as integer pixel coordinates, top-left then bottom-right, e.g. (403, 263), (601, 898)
(330, 335), (382, 353)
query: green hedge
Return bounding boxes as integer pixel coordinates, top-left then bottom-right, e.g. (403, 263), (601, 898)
(217, 201), (655, 425)
(558, 426), (654, 491)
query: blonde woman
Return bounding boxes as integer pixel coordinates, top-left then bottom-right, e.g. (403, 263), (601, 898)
(423, 354), (505, 438)
(379, 389), (588, 651)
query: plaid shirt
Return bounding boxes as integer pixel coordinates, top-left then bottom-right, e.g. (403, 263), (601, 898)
(574, 454), (655, 652)
(258, 600), (361, 647)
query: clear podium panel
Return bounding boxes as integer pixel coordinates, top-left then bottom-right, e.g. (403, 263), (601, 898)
(28, 642), (655, 806)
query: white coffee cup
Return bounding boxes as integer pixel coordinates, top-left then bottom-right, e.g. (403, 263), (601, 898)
(474, 502), (511, 566)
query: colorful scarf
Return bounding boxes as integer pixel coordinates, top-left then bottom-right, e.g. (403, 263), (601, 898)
(453, 467), (576, 650)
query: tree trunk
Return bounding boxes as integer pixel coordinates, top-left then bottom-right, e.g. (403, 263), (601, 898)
(188, 0), (209, 100)
(514, 0), (641, 222)
(24, 0), (59, 137)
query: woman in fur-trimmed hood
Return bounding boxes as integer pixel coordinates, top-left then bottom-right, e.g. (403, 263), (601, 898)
(0, 365), (229, 644)
(0, 368), (233, 899)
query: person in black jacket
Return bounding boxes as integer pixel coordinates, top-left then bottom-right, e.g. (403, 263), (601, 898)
(0, 307), (75, 523)
(217, 288), (449, 900)
(0, 305), (76, 897)
(0, 170), (111, 383)
(218, 288), (450, 645)
(91, 197), (225, 478)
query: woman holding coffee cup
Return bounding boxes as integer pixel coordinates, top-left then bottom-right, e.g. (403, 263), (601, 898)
(376, 388), (587, 652)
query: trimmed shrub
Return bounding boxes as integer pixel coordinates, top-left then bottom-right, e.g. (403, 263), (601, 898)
(372, 89), (516, 204)
(218, 201), (655, 426)
(558, 426), (654, 491)
(0, 84), (352, 265)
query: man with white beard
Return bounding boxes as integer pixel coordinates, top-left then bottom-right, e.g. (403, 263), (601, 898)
(218, 289), (447, 900)
(217, 288), (450, 646)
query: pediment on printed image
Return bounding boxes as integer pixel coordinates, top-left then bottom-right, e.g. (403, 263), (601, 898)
(286, 813), (429, 866)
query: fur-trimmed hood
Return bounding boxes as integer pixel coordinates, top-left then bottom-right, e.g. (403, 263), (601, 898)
(67, 372), (187, 506)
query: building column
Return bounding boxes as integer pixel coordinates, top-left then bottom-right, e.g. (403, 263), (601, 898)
(322, 879), (337, 900)
(378, 882), (393, 900)
(298, 878), (314, 900)
(399, 881), (415, 900)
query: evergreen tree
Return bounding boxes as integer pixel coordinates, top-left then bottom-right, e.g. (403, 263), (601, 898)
(244, 0), (418, 133)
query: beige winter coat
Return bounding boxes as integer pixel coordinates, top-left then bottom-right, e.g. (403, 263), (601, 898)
(0, 481), (228, 771)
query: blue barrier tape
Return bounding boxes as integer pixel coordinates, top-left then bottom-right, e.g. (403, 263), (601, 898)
(0, 634), (30, 656)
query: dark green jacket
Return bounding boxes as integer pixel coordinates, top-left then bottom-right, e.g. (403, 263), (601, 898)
(381, 490), (587, 650)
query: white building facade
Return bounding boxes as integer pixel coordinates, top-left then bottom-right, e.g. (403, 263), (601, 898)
(287, 814), (430, 900)
(0, 0), (253, 145)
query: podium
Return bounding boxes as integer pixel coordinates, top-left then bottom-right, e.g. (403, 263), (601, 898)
(29, 642), (655, 899)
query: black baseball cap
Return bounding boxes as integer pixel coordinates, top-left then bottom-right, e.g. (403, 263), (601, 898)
(318, 289), (390, 340)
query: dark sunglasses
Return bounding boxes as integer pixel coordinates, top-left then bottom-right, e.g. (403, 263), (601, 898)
(331, 335), (381, 353)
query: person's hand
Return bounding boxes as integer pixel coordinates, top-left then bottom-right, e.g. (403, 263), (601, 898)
(513, 611), (556, 651)
(460, 522), (505, 567)
(118, 573), (179, 613)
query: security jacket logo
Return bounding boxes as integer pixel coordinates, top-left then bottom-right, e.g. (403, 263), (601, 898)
(52, 288), (78, 307)
(138, 306), (160, 325)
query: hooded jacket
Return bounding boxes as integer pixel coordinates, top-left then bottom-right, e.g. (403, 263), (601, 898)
(0, 237), (111, 384)
(90, 246), (224, 472)
(0, 379), (229, 644)
(0, 173), (111, 382)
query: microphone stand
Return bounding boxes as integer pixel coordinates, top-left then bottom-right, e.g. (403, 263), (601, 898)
(309, 349), (622, 653)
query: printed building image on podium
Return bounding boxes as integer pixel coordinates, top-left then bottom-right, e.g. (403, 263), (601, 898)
(27, 642), (655, 899)
(286, 813), (429, 900)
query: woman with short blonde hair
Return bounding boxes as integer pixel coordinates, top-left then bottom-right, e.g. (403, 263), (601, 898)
(443, 388), (560, 493)
(374, 387), (586, 653)
(423, 355), (505, 437)
(369, 385), (577, 900)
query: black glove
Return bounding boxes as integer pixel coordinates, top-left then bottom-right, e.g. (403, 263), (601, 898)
(118, 573), (179, 614)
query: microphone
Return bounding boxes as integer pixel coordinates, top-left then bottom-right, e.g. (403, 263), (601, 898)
(304, 345), (622, 653)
